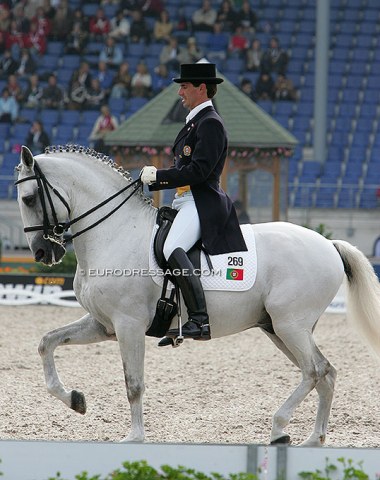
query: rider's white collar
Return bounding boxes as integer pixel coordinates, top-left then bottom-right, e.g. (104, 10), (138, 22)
(186, 100), (213, 125)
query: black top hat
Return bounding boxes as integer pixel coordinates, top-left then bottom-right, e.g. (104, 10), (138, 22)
(173, 63), (223, 84)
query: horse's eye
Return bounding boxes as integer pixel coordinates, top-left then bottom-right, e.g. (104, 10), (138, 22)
(22, 194), (36, 207)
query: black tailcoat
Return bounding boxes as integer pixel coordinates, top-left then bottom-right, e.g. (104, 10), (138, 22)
(149, 106), (247, 255)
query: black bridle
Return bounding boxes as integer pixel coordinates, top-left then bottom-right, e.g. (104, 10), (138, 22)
(15, 160), (143, 246)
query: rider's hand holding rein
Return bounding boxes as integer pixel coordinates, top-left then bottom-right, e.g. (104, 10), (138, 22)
(141, 166), (157, 185)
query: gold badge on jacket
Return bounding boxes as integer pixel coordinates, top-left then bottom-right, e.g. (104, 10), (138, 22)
(183, 145), (191, 156)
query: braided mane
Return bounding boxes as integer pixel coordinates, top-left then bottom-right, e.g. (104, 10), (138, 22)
(44, 144), (153, 207)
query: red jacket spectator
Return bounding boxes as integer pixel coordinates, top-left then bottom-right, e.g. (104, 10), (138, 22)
(31, 6), (52, 37)
(89, 8), (111, 37)
(5, 19), (24, 51)
(24, 21), (47, 55)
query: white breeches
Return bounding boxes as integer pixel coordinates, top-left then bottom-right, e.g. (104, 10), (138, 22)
(163, 192), (201, 260)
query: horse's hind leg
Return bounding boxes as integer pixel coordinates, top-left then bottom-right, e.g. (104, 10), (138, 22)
(263, 327), (336, 447)
(38, 313), (115, 414)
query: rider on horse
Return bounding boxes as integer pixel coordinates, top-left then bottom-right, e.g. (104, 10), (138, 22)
(141, 63), (247, 341)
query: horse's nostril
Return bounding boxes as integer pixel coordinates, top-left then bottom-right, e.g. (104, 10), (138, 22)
(35, 249), (45, 262)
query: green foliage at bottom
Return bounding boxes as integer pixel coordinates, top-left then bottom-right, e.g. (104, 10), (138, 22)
(299, 457), (370, 480)
(0, 457), (373, 480)
(46, 460), (258, 480)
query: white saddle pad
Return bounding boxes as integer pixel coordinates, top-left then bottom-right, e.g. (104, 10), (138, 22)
(149, 224), (257, 292)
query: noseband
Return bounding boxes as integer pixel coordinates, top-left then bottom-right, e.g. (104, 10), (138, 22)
(15, 160), (142, 247)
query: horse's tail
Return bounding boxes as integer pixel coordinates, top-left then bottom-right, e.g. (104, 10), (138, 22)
(333, 239), (380, 357)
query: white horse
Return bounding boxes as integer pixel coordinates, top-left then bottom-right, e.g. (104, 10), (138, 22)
(15, 145), (380, 447)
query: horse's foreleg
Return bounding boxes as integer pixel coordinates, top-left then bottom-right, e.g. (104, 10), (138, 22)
(114, 317), (146, 442)
(38, 313), (115, 414)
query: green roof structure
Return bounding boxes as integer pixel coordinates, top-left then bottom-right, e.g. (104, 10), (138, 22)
(105, 73), (298, 150)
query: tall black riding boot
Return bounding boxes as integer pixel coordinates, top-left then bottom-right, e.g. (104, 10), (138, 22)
(166, 247), (211, 340)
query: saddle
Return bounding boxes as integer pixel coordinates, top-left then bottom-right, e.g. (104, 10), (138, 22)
(152, 206), (203, 272)
(146, 206), (210, 338)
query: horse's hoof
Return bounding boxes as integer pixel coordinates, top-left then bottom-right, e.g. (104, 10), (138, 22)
(71, 390), (86, 414)
(271, 434), (291, 445)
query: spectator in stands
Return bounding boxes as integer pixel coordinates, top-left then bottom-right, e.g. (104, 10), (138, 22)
(42, 0), (56, 21)
(89, 104), (118, 155)
(261, 36), (288, 75)
(93, 60), (114, 97)
(5, 19), (24, 57)
(153, 9), (173, 43)
(23, 73), (43, 109)
(273, 74), (297, 101)
(228, 25), (249, 57)
(174, 8), (191, 39)
(141, 0), (164, 19)
(99, 36), (123, 70)
(192, 0), (217, 33)
(129, 9), (150, 44)
(206, 22), (229, 62)
(236, 0), (257, 36)
(109, 9), (130, 42)
(31, 6), (52, 38)
(131, 61), (152, 98)
(0, 48), (18, 78)
(110, 61), (132, 99)
(151, 63), (171, 94)
(216, 0), (237, 33)
(84, 78), (107, 110)
(16, 48), (37, 77)
(0, 5), (11, 49)
(159, 35), (181, 72)
(89, 7), (111, 39)
(41, 74), (66, 109)
(25, 120), (50, 154)
(0, 87), (19, 123)
(25, 20), (47, 56)
(240, 77), (256, 101)
(71, 7), (89, 33)
(68, 61), (92, 110)
(51, 0), (73, 41)
(178, 36), (204, 64)
(65, 20), (88, 56)
(7, 74), (24, 104)
(11, 3), (30, 35)
(245, 38), (262, 72)
(255, 71), (274, 100)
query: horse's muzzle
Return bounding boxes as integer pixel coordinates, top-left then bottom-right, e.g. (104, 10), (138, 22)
(32, 236), (66, 265)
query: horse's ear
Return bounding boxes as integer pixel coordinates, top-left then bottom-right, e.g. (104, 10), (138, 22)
(21, 145), (34, 169)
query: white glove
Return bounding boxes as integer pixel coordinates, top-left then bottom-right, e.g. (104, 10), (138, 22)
(140, 166), (157, 185)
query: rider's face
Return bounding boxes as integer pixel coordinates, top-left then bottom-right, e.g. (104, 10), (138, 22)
(178, 82), (206, 110)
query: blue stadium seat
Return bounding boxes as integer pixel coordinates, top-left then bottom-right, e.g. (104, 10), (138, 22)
(359, 188), (378, 209)
(128, 97), (149, 113)
(315, 187), (336, 208)
(224, 58), (244, 74)
(293, 186), (315, 208)
(319, 162), (342, 183)
(60, 110), (81, 126)
(46, 41), (64, 56)
(298, 161), (321, 182)
(54, 125), (75, 143)
(108, 97), (127, 115)
(39, 109), (60, 127)
(337, 186), (359, 208)
(60, 55), (81, 70)
(10, 124), (31, 144)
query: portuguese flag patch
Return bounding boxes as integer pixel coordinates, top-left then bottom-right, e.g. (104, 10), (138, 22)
(226, 268), (244, 281)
